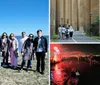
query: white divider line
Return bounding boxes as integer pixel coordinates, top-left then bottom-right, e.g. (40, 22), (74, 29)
(72, 38), (77, 43)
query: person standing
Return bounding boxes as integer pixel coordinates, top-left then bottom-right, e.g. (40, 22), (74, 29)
(21, 34), (34, 71)
(20, 32), (28, 49)
(0, 32), (10, 67)
(69, 26), (74, 38)
(34, 29), (48, 74)
(20, 32), (32, 69)
(68, 25), (70, 37)
(65, 26), (69, 39)
(9, 33), (19, 69)
(61, 25), (66, 39)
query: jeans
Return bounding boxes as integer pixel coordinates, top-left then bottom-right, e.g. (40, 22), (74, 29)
(21, 59), (32, 68)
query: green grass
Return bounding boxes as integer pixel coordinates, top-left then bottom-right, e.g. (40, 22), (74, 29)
(51, 34), (58, 42)
(84, 33), (100, 40)
(89, 36), (100, 40)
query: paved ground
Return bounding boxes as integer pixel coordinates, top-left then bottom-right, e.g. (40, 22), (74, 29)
(56, 31), (100, 43)
(0, 55), (49, 85)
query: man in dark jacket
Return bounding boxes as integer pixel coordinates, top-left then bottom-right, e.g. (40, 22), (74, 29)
(34, 29), (48, 74)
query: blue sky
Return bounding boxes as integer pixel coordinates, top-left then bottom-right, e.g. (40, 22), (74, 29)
(0, 0), (49, 36)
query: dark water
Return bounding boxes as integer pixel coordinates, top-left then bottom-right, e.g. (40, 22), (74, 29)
(15, 35), (49, 51)
(51, 57), (100, 85)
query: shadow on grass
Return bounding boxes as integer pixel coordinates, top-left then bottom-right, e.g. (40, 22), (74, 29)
(1, 63), (35, 73)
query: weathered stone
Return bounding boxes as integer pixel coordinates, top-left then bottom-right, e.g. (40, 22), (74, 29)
(50, 0), (99, 37)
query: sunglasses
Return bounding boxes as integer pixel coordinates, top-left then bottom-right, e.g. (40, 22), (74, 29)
(3, 34), (7, 36)
(11, 36), (14, 37)
(29, 35), (33, 37)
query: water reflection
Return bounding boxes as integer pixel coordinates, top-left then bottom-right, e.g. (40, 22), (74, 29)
(50, 56), (98, 85)
(51, 60), (75, 85)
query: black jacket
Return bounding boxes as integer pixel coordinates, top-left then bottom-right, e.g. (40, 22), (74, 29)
(34, 36), (48, 52)
(0, 39), (10, 51)
(0, 38), (10, 56)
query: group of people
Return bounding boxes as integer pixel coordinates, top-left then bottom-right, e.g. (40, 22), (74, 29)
(0, 29), (48, 74)
(58, 25), (74, 39)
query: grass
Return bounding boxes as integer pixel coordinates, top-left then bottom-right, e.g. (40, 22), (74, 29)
(51, 34), (58, 42)
(89, 36), (100, 40)
(0, 54), (49, 85)
(83, 32), (100, 40)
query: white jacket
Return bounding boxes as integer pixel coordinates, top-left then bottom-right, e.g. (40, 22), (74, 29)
(68, 26), (74, 32)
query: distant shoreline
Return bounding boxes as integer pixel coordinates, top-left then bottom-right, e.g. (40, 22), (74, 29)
(15, 35), (49, 36)
(0, 35), (49, 37)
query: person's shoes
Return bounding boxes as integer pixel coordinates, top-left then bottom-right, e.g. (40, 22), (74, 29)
(26, 68), (29, 72)
(11, 66), (14, 69)
(13, 66), (17, 70)
(4, 65), (8, 68)
(2, 64), (5, 67)
(20, 67), (24, 71)
(18, 68), (21, 72)
(41, 71), (44, 75)
(18, 67), (23, 72)
(29, 66), (32, 68)
(36, 70), (40, 73)
(20, 66), (24, 70)
(37, 70), (40, 73)
(1, 63), (5, 67)
(1, 63), (3, 67)
(20, 68), (22, 70)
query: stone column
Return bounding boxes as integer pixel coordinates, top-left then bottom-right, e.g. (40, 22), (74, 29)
(50, 0), (56, 38)
(69, 0), (72, 26)
(84, 0), (91, 33)
(72, 0), (78, 31)
(65, 0), (70, 26)
(78, 0), (85, 32)
(56, 0), (60, 28)
(59, 0), (64, 25)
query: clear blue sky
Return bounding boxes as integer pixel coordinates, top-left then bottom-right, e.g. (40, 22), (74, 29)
(0, 0), (49, 36)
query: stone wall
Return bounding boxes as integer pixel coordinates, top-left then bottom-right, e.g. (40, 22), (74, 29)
(50, 0), (56, 38)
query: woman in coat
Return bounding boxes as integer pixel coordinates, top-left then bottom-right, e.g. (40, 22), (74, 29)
(9, 33), (19, 69)
(21, 34), (34, 71)
(0, 32), (10, 67)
